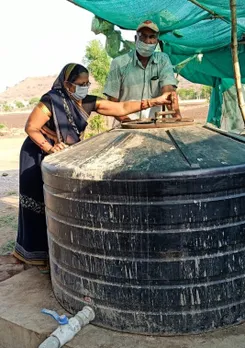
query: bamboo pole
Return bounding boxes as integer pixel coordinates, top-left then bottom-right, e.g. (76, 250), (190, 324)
(188, 0), (228, 23)
(230, 0), (245, 125)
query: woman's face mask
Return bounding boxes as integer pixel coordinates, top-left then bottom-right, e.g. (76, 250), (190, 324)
(136, 38), (157, 57)
(72, 85), (89, 100)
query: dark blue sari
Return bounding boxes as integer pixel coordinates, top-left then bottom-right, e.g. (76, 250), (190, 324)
(14, 80), (96, 265)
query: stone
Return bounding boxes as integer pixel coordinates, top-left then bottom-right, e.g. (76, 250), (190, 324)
(0, 255), (24, 282)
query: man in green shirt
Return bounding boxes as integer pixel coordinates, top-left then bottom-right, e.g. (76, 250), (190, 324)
(104, 20), (181, 120)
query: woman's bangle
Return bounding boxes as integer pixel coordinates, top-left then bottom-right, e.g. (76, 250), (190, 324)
(39, 140), (53, 154)
(39, 140), (48, 150)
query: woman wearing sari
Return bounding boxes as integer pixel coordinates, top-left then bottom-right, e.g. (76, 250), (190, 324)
(13, 63), (173, 272)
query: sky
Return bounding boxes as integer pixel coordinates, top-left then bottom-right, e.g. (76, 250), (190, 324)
(0, 0), (134, 93)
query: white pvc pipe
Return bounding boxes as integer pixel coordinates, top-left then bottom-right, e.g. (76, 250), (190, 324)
(39, 306), (95, 348)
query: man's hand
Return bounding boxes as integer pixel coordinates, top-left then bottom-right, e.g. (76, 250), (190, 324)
(161, 88), (182, 120)
(166, 91), (182, 120)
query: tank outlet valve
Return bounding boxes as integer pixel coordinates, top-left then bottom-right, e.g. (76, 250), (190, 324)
(39, 306), (95, 348)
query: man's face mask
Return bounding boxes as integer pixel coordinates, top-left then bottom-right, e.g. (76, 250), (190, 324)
(136, 36), (157, 57)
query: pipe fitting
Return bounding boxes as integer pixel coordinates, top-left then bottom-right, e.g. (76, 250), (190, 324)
(39, 306), (95, 348)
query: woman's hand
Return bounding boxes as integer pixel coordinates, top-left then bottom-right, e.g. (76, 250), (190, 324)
(47, 142), (68, 154)
(151, 92), (182, 120)
(153, 92), (176, 106)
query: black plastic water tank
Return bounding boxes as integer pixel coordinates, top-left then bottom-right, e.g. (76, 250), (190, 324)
(42, 125), (245, 335)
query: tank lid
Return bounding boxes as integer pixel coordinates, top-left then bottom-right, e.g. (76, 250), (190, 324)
(42, 126), (245, 180)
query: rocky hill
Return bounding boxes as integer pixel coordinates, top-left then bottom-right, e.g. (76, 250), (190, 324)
(0, 75), (99, 103)
(0, 75), (200, 103)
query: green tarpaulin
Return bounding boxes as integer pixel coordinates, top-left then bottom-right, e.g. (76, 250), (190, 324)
(68, 0), (245, 128)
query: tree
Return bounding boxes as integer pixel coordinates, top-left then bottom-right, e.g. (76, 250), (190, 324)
(178, 88), (198, 100)
(2, 103), (13, 112)
(90, 88), (104, 98)
(83, 40), (111, 139)
(85, 114), (107, 139)
(89, 114), (106, 134)
(29, 97), (40, 106)
(200, 85), (212, 101)
(84, 40), (111, 87)
(15, 101), (25, 108)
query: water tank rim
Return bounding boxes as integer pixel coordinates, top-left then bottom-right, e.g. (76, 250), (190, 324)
(42, 162), (245, 181)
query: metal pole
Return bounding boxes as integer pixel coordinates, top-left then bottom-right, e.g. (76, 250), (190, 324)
(230, 0), (245, 125)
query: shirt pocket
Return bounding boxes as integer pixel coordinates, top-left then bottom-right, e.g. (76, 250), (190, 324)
(150, 78), (160, 98)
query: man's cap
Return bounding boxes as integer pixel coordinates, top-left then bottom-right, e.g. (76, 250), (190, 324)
(136, 20), (159, 33)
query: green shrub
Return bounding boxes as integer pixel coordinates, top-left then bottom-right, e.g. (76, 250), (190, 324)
(15, 101), (25, 108)
(29, 97), (40, 106)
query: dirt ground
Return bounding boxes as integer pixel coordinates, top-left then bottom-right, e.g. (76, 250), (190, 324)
(0, 103), (208, 254)
(0, 103), (209, 128)
(0, 136), (24, 252)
